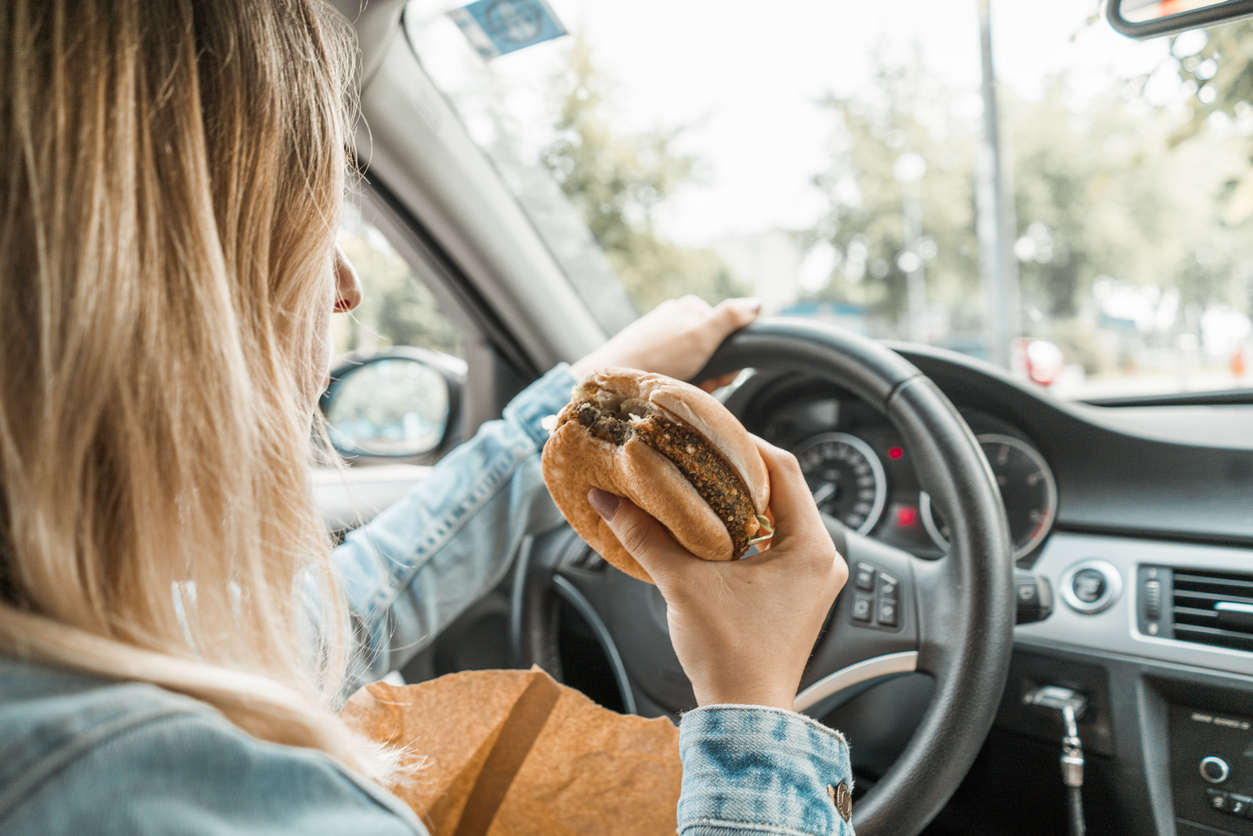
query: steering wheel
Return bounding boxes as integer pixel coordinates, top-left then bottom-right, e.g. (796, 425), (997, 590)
(513, 318), (1015, 836)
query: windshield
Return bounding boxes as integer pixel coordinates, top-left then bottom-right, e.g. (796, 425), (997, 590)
(403, 0), (1253, 400)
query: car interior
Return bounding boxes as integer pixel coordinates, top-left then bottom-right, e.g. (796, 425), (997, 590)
(320, 1), (1253, 833)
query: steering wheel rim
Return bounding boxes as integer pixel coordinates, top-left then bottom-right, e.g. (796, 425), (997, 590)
(517, 318), (1015, 836)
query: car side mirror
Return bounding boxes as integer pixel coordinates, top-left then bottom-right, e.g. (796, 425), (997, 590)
(1107, 0), (1253, 39)
(320, 348), (466, 461)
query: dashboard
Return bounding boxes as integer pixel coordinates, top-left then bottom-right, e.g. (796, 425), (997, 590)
(729, 343), (1253, 553)
(719, 343), (1253, 836)
(755, 388), (1057, 565)
(343, 339), (1253, 835)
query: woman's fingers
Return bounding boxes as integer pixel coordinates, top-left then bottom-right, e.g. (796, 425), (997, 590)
(587, 488), (690, 588)
(586, 451), (848, 711)
(711, 296), (761, 332)
(696, 371), (740, 393)
(750, 436), (825, 541)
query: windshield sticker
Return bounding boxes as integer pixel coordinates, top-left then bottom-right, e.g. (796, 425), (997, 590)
(447, 0), (567, 60)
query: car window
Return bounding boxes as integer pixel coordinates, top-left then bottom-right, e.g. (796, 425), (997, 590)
(333, 203), (466, 363)
(403, 0), (1253, 401)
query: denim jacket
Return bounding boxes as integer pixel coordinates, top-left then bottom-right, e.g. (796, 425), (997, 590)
(0, 364), (854, 836)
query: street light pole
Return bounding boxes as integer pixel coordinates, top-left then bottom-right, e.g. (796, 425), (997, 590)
(975, 0), (1020, 367)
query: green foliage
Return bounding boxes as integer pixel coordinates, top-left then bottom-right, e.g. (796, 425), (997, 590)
(1009, 82), (1250, 319)
(1171, 24), (1253, 233)
(809, 51), (981, 335)
(539, 39), (749, 312)
(332, 216), (464, 360)
(1171, 24), (1253, 138)
(808, 49), (1253, 369)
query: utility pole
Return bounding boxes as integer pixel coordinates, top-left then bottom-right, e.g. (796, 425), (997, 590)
(975, 0), (1020, 367)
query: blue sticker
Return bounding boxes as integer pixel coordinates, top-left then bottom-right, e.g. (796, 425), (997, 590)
(448, 0), (568, 60)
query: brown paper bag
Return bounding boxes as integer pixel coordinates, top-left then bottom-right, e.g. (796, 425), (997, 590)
(339, 667), (682, 836)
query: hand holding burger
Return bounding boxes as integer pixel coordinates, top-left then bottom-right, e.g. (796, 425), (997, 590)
(586, 438), (846, 711)
(541, 368), (847, 710)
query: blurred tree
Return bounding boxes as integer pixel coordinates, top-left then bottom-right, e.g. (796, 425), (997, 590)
(1131, 23), (1253, 319)
(1169, 23), (1253, 224)
(1009, 80), (1250, 320)
(808, 49), (980, 338)
(539, 38), (748, 312)
(808, 49), (1253, 370)
(333, 212), (464, 360)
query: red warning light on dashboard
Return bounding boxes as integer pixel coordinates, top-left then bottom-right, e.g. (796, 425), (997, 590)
(888, 446), (904, 460)
(897, 506), (918, 528)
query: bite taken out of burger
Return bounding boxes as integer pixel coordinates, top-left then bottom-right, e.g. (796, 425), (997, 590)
(540, 368), (774, 584)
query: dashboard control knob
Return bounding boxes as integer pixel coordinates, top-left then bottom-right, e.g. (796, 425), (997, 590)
(1072, 568), (1106, 603)
(1060, 560), (1122, 614)
(1201, 756), (1231, 784)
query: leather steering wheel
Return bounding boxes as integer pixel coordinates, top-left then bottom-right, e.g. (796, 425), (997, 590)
(513, 318), (1016, 836)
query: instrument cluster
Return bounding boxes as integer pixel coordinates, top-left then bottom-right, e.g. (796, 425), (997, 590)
(759, 394), (1058, 563)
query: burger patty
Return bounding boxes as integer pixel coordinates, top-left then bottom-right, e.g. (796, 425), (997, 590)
(570, 400), (632, 446)
(569, 399), (759, 557)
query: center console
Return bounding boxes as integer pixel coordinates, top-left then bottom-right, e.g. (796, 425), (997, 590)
(1172, 705), (1253, 835)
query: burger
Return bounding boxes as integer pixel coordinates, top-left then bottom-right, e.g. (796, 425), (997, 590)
(541, 368), (774, 584)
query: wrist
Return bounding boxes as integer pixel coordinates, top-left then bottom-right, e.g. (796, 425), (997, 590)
(694, 686), (796, 712)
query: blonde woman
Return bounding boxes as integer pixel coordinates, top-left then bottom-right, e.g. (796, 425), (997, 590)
(0, 1), (850, 834)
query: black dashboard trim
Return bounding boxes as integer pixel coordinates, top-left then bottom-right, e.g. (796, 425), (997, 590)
(885, 342), (1253, 545)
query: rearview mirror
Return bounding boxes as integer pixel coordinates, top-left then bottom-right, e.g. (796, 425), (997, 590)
(321, 348), (465, 460)
(1108, 0), (1253, 39)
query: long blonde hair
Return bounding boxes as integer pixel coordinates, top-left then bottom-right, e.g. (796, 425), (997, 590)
(0, 0), (387, 779)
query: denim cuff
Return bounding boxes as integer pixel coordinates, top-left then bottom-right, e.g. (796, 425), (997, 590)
(678, 705), (854, 836)
(503, 363), (580, 449)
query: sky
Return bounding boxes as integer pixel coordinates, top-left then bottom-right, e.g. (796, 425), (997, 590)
(406, 0), (1178, 246)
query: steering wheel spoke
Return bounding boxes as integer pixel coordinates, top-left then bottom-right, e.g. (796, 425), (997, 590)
(798, 518), (921, 717)
(554, 560), (694, 717)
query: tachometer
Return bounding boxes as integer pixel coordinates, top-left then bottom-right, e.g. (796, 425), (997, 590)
(794, 432), (887, 535)
(921, 433), (1058, 560)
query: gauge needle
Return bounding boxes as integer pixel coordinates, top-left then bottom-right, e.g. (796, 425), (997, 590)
(812, 482), (837, 505)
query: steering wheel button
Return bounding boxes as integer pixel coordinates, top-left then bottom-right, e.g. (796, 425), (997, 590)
(852, 594), (873, 623)
(879, 573), (899, 601)
(1209, 789), (1231, 812)
(1230, 794), (1251, 817)
(877, 599), (898, 627)
(855, 564), (877, 592)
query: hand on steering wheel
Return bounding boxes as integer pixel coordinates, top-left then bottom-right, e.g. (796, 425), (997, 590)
(570, 295), (760, 391)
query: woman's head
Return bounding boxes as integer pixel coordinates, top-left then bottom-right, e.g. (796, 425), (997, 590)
(0, 0), (385, 777)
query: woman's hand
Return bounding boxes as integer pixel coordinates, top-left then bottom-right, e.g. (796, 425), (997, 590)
(571, 296), (760, 391)
(586, 437), (847, 711)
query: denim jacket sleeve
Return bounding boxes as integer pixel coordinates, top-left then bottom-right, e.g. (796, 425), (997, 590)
(327, 364), (856, 836)
(679, 705), (856, 836)
(331, 364), (577, 689)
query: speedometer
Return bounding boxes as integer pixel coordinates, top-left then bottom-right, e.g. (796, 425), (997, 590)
(921, 433), (1058, 560)
(794, 432), (887, 535)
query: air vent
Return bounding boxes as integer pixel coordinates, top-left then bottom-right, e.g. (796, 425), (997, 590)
(1171, 569), (1253, 653)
